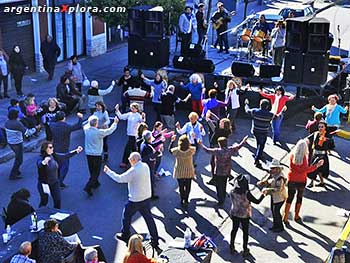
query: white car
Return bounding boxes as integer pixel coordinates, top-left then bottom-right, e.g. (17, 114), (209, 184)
(278, 5), (315, 19)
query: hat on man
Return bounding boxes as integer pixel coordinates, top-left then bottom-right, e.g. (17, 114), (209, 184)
(198, 3), (205, 8)
(217, 1), (224, 7)
(268, 159), (283, 169)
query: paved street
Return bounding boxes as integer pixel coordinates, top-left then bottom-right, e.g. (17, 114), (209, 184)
(0, 0), (350, 262)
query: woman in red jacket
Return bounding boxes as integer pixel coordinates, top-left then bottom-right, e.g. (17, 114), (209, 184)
(123, 234), (157, 263)
(283, 139), (324, 224)
(259, 86), (295, 144)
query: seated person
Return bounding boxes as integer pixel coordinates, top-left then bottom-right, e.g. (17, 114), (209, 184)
(123, 234), (157, 263)
(10, 241), (36, 263)
(84, 247), (105, 263)
(56, 74), (85, 114)
(8, 99), (35, 129)
(38, 219), (78, 263)
(5, 188), (34, 226)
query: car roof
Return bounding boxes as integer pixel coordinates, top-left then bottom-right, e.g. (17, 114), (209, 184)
(253, 13), (284, 21)
(280, 4), (313, 11)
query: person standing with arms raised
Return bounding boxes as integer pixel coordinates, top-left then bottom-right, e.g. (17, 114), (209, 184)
(83, 115), (119, 196)
(104, 152), (160, 250)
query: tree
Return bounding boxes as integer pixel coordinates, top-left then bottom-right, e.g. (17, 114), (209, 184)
(86, 0), (186, 29)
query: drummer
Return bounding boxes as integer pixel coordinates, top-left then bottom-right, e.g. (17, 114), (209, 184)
(252, 14), (270, 56)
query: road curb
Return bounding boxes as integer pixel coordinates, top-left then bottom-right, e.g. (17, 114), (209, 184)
(0, 133), (46, 164)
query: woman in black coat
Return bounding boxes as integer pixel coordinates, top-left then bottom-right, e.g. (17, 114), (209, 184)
(5, 188), (34, 226)
(9, 45), (27, 96)
(37, 141), (83, 209)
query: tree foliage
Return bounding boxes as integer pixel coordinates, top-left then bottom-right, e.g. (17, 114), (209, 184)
(86, 0), (186, 27)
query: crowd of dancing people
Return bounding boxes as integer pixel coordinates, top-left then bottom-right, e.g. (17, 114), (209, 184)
(2, 55), (349, 261)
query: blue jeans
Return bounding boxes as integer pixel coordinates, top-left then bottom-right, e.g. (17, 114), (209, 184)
(254, 132), (267, 162)
(9, 143), (23, 178)
(38, 181), (61, 209)
(121, 199), (159, 245)
(272, 113), (284, 143)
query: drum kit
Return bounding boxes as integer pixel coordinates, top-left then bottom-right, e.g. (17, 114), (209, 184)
(240, 28), (270, 56)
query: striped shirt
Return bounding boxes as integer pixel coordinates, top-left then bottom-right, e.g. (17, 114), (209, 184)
(10, 254), (36, 263)
(246, 107), (273, 134)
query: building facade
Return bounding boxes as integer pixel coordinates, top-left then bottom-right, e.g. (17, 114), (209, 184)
(0, 0), (107, 72)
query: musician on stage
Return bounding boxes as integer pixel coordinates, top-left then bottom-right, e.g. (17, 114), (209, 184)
(211, 2), (231, 54)
(178, 6), (197, 56)
(196, 3), (206, 45)
(270, 20), (286, 66)
(252, 14), (270, 56)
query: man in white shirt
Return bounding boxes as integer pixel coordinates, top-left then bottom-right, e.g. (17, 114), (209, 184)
(104, 152), (159, 248)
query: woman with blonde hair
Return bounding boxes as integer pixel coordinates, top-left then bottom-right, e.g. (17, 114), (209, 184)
(123, 234), (157, 263)
(115, 102), (146, 168)
(283, 139), (324, 224)
(225, 78), (248, 132)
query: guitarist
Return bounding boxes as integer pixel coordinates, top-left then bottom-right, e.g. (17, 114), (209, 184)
(211, 2), (231, 54)
(196, 3), (206, 45)
(178, 6), (197, 56)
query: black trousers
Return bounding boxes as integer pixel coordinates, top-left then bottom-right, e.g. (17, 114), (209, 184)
(216, 176), (228, 204)
(38, 181), (61, 209)
(217, 31), (229, 51)
(177, 178), (192, 203)
(0, 74), (8, 96)
(122, 136), (136, 164)
(43, 59), (56, 79)
(153, 102), (161, 121)
(271, 199), (284, 229)
(85, 155), (102, 191)
(230, 216), (250, 250)
(13, 73), (23, 95)
(181, 33), (192, 56)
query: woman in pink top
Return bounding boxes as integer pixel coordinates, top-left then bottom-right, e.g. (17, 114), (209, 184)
(259, 86), (295, 144)
(152, 121), (174, 175)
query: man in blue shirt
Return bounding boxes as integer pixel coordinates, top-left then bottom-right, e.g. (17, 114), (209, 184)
(245, 99), (274, 168)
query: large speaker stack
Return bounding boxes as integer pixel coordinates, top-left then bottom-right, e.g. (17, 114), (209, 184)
(283, 16), (330, 86)
(128, 6), (169, 69)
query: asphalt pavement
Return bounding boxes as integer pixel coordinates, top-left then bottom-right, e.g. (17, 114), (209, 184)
(0, 0), (349, 262)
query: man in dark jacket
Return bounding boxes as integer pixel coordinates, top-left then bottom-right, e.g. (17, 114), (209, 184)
(40, 35), (61, 80)
(49, 111), (83, 188)
(56, 74), (84, 114)
(211, 2), (231, 53)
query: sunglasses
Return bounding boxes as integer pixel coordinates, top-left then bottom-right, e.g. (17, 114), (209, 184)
(48, 146), (54, 149)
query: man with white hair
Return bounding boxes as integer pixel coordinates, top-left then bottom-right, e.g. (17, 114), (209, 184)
(10, 241), (36, 263)
(84, 247), (105, 263)
(87, 80), (115, 114)
(83, 115), (118, 196)
(104, 152), (160, 249)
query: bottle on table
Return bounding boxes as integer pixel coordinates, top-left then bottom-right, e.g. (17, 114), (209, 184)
(6, 225), (11, 240)
(184, 227), (192, 249)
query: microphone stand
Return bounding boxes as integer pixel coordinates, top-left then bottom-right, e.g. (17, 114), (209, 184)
(337, 25), (341, 57)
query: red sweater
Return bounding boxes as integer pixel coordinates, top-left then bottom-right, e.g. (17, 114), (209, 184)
(126, 253), (157, 263)
(288, 154), (317, 183)
(260, 92), (293, 115)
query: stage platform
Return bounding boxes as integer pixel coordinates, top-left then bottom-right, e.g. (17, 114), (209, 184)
(161, 46), (350, 96)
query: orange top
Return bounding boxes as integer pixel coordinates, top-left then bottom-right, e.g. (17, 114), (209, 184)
(126, 253), (157, 263)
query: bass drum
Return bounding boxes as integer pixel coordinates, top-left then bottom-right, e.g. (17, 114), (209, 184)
(241, 28), (252, 42)
(253, 30), (265, 43)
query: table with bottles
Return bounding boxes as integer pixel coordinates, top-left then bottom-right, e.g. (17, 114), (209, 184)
(0, 207), (82, 263)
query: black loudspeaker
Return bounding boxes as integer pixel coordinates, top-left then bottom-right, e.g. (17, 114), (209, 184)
(307, 17), (330, 53)
(286, 17), (310, 52)
(172, 56), (215, 73)
(144, 6), (164, 38)
(128, 6), (164, 38)
(302, 53), (329, 85)
(173, 56), (192, 70)
(283, 50), (304, 84)
(259, 64), (281, 78)
(128, 36), (169, 68)
(187, 43), (205, 58)
(191, 58), (215, 73)
(231, 62), (255, 77)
